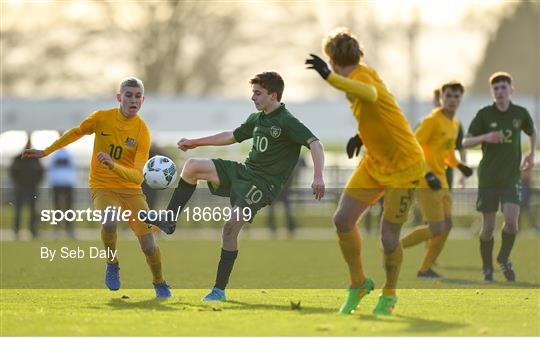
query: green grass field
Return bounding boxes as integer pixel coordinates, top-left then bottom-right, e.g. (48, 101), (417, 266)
(1, 237), (539, 336)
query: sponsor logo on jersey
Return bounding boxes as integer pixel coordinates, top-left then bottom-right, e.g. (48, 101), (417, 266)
(490, 122), (497, 128)
(512, 119), (521, 129)
(270, 126), (282, 138)
(125, 137), (136, 148)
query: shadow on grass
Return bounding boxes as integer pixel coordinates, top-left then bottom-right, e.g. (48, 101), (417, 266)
(357, 313), (469, 333)
(441, 278), (540, 288)
(103, 297), (180, 311)
(226, 300), (336, 314)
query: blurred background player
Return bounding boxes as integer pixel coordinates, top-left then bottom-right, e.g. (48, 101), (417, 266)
(463, 71), (536, 282)
(47, 139), (77, 239)
(22, 77), (171, 298)
(519, 169), (539, 232)
(150, 71), (325, 302)
(400, 81), (473, 278)
(10, 136), (44, 240)
(306, 28), (429, 316)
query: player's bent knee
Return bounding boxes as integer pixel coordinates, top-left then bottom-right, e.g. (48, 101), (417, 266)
(428, 221), (444, 236)
(102, 221), (117, 233)
(333, 212), (355, 232)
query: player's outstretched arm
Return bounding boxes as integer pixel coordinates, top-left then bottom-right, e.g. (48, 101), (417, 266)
(177, 131), (235, 152)
(22, 127), (88, 159)
(462, 131), (503, 148)
(309, 140), (325, 200)
(305, 54), (377, 103)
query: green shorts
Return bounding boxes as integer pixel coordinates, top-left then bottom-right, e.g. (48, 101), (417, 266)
(476, 185), (521, 213)
(208, 159), (272, 222)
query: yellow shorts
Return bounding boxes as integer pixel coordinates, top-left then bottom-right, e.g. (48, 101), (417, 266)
(90, 189), (158, 237)
(344, 160), (423, 224)
(416, 188), (452, 222)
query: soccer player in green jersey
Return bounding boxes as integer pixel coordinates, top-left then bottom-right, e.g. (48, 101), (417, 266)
(463, 72), (536, 282)
(149, 71), (325, 301)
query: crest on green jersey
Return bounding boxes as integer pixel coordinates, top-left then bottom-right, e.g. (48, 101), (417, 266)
(512, 119), (521, 129)
(270, 126), (282, 138)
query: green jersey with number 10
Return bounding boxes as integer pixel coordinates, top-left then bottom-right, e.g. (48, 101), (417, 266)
(233, 103), (318, 198)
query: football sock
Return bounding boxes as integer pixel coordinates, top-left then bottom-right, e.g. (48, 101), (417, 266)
(419, 234), (444, 272)
(401, 225), (433, 248)
(382, 244), (403, 297)
(431, 230), (450, 263)
(497, 230), (516, 263)
(480, 238), (494, 270)
(166, 178), (197, 216)
(214, 249), (238, 290)
(101, 228), (118, 263)
(146, 246), (164, 284)
(337, 228), (365, 288)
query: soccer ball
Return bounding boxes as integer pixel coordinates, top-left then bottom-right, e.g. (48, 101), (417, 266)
(143, 155), (178, 189)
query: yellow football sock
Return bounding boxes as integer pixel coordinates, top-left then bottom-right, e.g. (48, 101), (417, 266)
(432, 230), (450, 263)
(101, 228), (118, 263)
(382, 244), (403, 297)
(401, 225), (433, 248)
(419, 234), (445, 272)
(337, 229), (365, 288)
(146, 246), (164, 284)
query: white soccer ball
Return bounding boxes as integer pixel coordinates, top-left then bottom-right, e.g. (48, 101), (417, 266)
(143, 155), (178, 189)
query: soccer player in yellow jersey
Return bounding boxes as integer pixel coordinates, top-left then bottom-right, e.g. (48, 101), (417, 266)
(306, 28), (430, 315)
(401, 81), (473, 278)
(22, 77), (171, 298)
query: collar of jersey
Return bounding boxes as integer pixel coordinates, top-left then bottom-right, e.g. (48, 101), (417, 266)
(261, 103), (285, 118)
(116, 107), (138, 123)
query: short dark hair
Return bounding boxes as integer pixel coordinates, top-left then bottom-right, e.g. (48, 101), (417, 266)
(249, 72), (285, 101)
(489, 71), (512, 85)
(441, 80), (464, 94)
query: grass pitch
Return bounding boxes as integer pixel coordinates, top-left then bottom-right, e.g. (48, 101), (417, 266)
(1, 237), (539, 336)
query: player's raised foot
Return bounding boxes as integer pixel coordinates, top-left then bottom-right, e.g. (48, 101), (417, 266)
(153, 281), (172, 298)
(105, 262), (120, 291)
(373, 294), (398, 316)
(497, 259), (516, 282)
(202, 287), (226, 302)
(417, 268), (442, 279)
(483, 268), (494, 282)
(145, 218), (176, 235)
(339, 277), (375, 314)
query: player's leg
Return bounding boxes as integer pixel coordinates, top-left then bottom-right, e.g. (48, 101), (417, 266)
(402, 189), (444, 248)
(137, 232), (171, 297)
(335, 164), (381, 314)
(497, 201), (519, 282)
(125, 192), (171, 297)
(411, 189), (450, 278)
(203, 208), (246, 302)
(150, 158), (220, 234)
(373, 188), (414, 315)
(477, 188), (499, 281)
(91, 189), (121, 290)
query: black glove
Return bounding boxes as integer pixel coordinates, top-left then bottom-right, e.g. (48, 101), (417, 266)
(425, 172), (441, 190)
(457, 163), (473, 177)
(305, 54), (331, 79)
(346, 134), (363, 158)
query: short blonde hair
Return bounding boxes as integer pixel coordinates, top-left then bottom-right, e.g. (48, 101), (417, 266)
(119, 77), (144, 93)
(322, 28), (364, 67)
